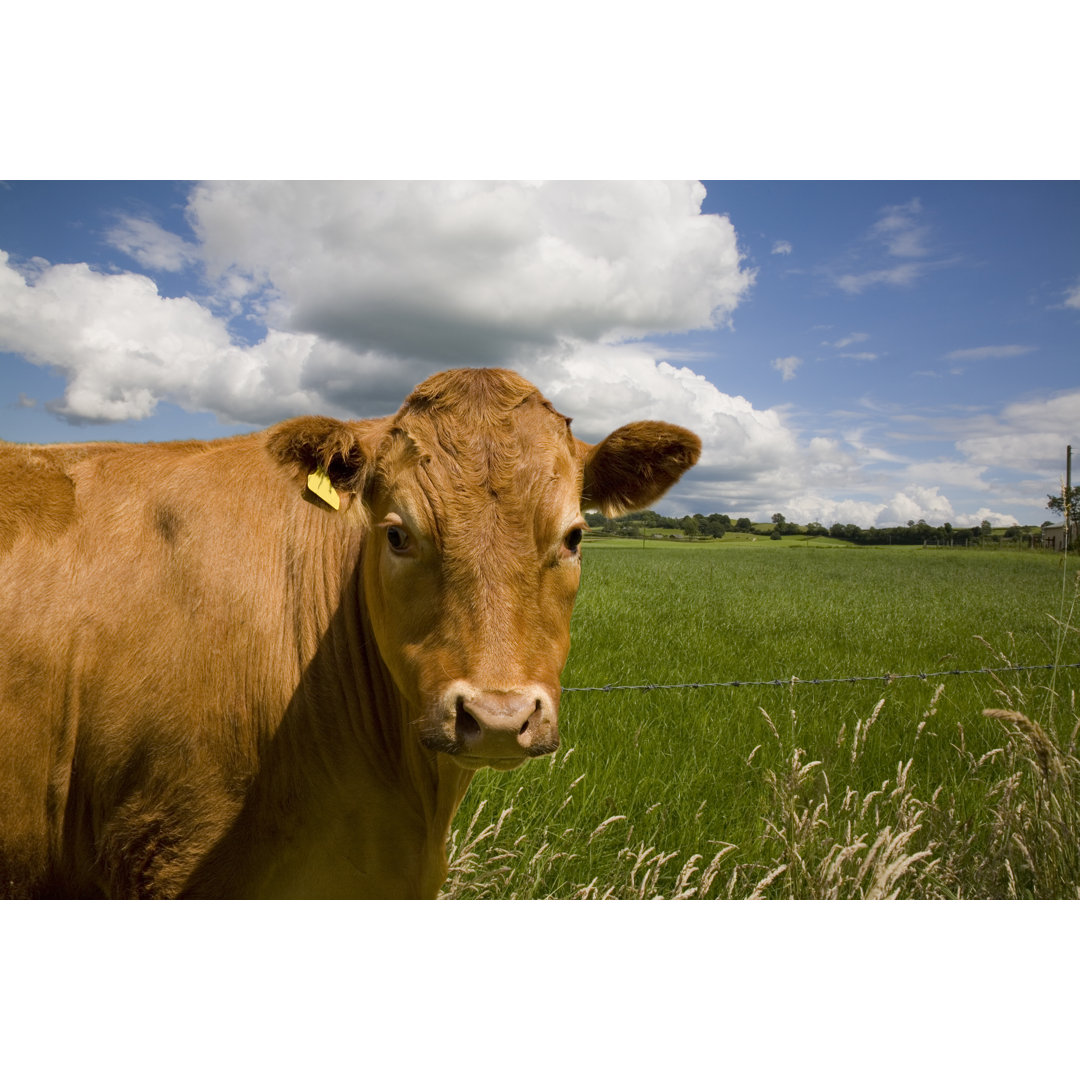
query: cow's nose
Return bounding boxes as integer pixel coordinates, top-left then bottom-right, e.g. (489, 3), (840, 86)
(449, 685), (559, 760)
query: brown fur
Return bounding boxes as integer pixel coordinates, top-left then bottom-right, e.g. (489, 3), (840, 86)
(0, 369), (700, 898)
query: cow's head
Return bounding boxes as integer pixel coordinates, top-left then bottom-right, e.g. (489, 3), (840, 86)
(269, 368), (700, 771)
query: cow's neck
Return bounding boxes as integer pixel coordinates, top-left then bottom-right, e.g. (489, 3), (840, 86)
(188, 518), (473, 898)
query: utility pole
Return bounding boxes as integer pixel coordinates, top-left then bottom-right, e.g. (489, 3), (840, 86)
(1068, 444), (1074, 546)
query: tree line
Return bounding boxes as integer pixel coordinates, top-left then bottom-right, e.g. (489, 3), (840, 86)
(584, 509), (1048, 545)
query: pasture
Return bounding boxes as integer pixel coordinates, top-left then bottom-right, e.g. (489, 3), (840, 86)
(443, 539), (1080, 899)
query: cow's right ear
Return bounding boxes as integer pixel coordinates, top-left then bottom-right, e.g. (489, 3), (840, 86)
(265, 416), (386, 496)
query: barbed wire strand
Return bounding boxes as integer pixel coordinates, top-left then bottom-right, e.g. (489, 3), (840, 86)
(561, 661), (1080, 694)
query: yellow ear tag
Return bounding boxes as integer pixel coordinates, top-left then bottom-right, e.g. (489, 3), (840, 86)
(306, 465), (340, 510)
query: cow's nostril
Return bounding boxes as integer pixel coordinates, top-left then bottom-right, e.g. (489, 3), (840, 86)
(520, 699), (542, 735)
(455, 696), (480, 740)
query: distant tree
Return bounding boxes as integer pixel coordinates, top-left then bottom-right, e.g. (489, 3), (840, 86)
(1047, 486), (1080, 522)
(702, 515), (727, 539)
(680, 515), (700, 538)
(735, 517), (753, 532)
(771, 513), (786, 526)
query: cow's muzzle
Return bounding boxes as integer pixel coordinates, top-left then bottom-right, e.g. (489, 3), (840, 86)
(421, 681), (560, 769)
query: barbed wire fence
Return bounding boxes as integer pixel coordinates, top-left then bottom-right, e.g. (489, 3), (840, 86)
(562, 661), (1080, 695)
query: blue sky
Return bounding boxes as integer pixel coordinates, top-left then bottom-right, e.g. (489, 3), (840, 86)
(1, 180), (1077, 527)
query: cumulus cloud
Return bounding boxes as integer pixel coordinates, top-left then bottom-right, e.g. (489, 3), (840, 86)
(3, 182), (804, 504)
(955, 390), (1080, 474)
(771, 240), (792, 255)
(187, 180), (755, 369)
(1065, 279), (1080, 309)
(1, 181), (758, 429)
(775, 488), (948, 531)
(0, 253), (324, 424)
(962, 509), (1020, 528)
(775, 485), (1018, 531)
(531, 343), (802, 480)
(771, 355), (802, 381)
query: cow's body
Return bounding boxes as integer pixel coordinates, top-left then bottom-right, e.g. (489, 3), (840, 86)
(0, 369), (699, 898)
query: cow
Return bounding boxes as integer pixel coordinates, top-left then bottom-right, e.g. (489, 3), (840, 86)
(0, 368), (700, 898)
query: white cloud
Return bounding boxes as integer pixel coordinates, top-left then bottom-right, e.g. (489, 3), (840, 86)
(955, 509), (1020, 528)
(1064, 279), (1080, 309)
(839, 352), (878, 361)
(825, 331), (869, 348)
(534, 342), (803, 480)
(883, 486), (954, 524)
(777, 485), (1020, 530)
(826, 199), (947, 295)
(105, 216), (200, 273)
(834, 264), (923, 294)
(903, 459), (990, 491)
(0, 253), (322, 424)
(188, 180), (756, 367)
(944, 344), (1036, 361)
(1, 181), (758, 428)
(771, 240), (792, 255)
(771, 355), (802, 381)
(954, 390), (1080, 474)
(870, 198), (930, 258)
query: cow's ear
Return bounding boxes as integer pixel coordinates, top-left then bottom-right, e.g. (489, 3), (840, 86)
(579, 421), (702, 517)
(265, 416), (386, 494)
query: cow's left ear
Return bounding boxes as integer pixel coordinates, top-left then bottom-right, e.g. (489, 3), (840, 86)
(265, 415), (386, 494)
(578, 421), (702, 518)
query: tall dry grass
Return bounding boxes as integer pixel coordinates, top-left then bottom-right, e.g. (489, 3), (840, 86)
(441, 687), (1080, 899)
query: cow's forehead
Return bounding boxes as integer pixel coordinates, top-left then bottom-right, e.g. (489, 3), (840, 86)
(373, 374), (581, 542)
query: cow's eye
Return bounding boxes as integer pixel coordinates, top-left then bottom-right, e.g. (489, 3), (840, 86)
(386, 525), (410, 552)
(563, 527), (583, 555)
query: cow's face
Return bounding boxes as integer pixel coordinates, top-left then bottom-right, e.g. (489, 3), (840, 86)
(270, 369), (700, 772)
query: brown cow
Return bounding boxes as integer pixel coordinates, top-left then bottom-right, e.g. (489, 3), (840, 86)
(0, 368), (700, 898)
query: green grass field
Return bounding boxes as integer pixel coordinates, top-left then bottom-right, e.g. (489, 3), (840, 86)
(443, 539), (1080, 899)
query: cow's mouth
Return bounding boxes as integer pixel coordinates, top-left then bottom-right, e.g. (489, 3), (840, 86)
(451, 754), (529, 772)
(418, 732), (548, 771)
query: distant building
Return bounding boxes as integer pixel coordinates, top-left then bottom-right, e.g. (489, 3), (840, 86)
(1042, 521), (1079, 551)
